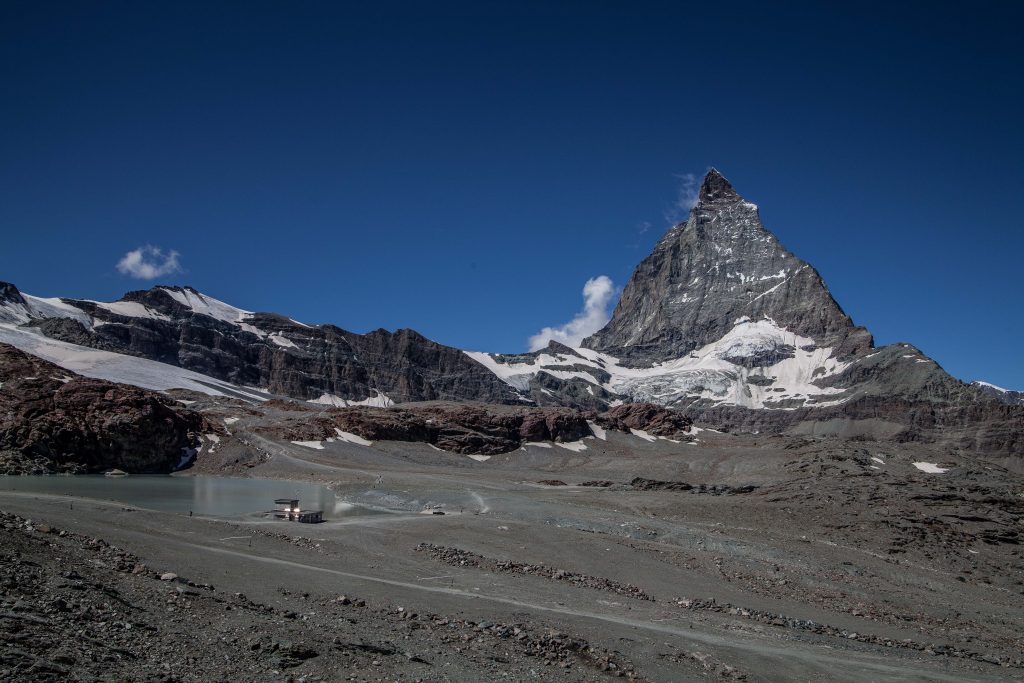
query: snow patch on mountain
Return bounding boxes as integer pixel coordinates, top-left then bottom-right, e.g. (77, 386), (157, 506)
(160, 287), (251, 324)
(0, 322), (268, 400)
(913, 462), (949, 474)
(160, 287), (301, 339)
(630, 428), (657, 442)
(472, 317), (853, 410)
(1, 291), (93, 326)
(269, 333), (297, 349)
(21, 295), (93, 325)
(309, 391), (394, 408)
(463, 351), (532, 392)
(333, 428), (372, 446)
(91, 300), (171, 320)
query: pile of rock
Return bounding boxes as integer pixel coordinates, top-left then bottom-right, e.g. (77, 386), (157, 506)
(671, 596), (1022, 668)
(416, 543), (653, 601)
(629, 478), (758, 495)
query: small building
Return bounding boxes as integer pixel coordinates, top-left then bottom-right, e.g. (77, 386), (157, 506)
(271, 498), (323, 523)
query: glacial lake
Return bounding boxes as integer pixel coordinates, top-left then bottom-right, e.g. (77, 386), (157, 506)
(0, 475), (378, 520)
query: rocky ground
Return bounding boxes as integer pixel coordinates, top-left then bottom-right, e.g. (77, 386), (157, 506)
(1, 391), (1022, 682)
(0, 510), (648, 682)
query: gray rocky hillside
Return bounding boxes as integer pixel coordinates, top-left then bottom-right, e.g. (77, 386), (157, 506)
(583, 169), (868, 365)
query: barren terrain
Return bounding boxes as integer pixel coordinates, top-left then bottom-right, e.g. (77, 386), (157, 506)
(2, 395), (1022, 681)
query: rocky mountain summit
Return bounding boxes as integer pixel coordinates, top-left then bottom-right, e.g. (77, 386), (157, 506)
(0, 169), (1020, 456)
(584, 169), (865, 365)
(470, 171), (1022, 454)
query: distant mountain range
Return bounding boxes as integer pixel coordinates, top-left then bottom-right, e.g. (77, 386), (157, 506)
(1, 170), (1020, 455)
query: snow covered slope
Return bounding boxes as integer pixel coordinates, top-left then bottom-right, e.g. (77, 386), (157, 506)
(0, 285), (92, 326)
(0, 282), (522, 407)
(971, 381), (1024, 406)
(468, 317), (855, 410)
(583, 169), (864, 367)
(0, 322), (271, 401)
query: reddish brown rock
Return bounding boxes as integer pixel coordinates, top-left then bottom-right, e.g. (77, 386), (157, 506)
(0, 343), (204, 474)
(265, 402), (591, 455)
(596, 403), (693, 438)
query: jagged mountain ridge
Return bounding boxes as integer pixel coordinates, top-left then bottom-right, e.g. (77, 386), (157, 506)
(0, 169), (1020, 454)
(0, 283), (524, 406)
(466, 171), (1021, 453)
(472, 171), (959, 410)
(583, 169), (870, 365)
(972, 381), (1024, 407)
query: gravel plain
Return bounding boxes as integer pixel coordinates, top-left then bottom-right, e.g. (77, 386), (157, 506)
(2, 404), (1022, 682)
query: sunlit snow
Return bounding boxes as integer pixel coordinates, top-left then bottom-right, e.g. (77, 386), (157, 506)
(468, 317), (852, 410)
(630, 428), (657, 442)
(91, 300), (170, 320)
(586, 420), (607, 440)
(333, 428), (372, 446)
(269, 333), (297, 349)
(912, 462), (949, 474)
(310, 391), (394, 408)
(291, 440), (325, 450)
(0, 323), (269, 400)
(160, 287), (251, 325)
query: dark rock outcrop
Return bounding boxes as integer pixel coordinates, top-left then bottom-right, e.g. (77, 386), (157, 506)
(595, 403), (693, 438)
(267, 402), (593, 455)
(629, 477), (693, 491)
(629, 478), (757, 495)
(0, 343), (203, 474)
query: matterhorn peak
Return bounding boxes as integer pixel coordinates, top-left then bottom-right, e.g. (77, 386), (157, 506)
(697, 168), (742, 205)
(584, 167), (856, 365)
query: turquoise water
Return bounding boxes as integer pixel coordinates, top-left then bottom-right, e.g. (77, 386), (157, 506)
(0, 475), (371, 520)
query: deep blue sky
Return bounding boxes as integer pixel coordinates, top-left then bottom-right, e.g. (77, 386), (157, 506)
(1, 2), (1021, 388)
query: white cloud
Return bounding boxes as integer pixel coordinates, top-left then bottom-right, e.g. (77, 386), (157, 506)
(116, 246), (182, 280)
(665, 172), (699, 224)
(528, 275), (616, 351)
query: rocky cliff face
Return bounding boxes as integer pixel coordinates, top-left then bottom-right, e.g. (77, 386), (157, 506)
(270, 402), (595, 455)
(583, 169), (868, 366)
(972, 381), (1024, 406)
(261, 400), (689, 455)
(0, 284), (524, 407)
(0, 343), (204, 474)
